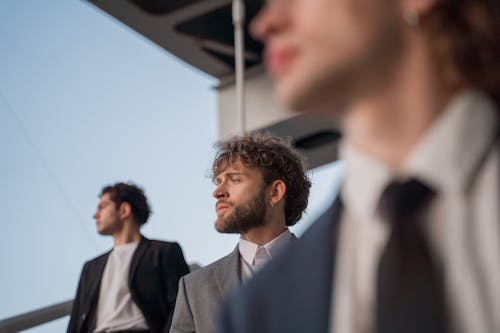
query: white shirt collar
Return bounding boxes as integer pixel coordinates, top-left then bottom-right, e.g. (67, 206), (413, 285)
(405, 90), (498, 192)
(341, 89), (498, 220)
(113, 241), (140, 252)
(239, 229), (293, 265)
(341, 142), (392, 221)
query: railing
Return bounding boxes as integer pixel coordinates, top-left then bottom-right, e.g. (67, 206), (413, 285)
(0, 263), (202, 332)
(0, 300), (72, 333)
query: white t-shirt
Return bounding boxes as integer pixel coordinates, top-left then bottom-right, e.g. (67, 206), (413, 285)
(94, 242), (149, 333)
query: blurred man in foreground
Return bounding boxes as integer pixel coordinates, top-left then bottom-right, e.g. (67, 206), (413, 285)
(220, 0), (499, 332)
(68, 182), (189, 333)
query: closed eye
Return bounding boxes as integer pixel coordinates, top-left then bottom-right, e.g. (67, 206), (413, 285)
(229, 175), (243, 182)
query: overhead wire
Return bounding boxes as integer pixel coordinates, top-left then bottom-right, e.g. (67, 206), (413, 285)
(0, 89), (99, 252)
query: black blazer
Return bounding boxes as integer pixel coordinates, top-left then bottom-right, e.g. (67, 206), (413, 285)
(67, 236), (190, 333)
(218, 198), (342, 333)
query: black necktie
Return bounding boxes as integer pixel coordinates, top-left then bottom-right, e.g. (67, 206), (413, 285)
(376, 179), (447, 333)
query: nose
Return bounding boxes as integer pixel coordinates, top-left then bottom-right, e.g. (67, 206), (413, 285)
(93, 211), (98, 220)
(213, 184), (228, 200)
(250, 0), (287, 42)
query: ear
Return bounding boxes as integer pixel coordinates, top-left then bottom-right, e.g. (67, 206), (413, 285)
(119, 202), (132, 220)
(268, 180), (286, 207)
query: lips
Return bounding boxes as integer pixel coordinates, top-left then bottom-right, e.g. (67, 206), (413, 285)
(216, 202), (231, 212)
(265, 46), (296, 78)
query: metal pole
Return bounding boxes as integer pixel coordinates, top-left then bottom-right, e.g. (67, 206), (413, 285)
(232, 0), (246, 134)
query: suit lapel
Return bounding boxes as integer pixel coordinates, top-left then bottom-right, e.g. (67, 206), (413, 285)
(215, 246), (241, 298)
(128, 236), (150, 287)
(278, 196), (343, 333)
(84, 251), (110, 330)
(88, 253), (109, 305)
(306, 197), (343, 332)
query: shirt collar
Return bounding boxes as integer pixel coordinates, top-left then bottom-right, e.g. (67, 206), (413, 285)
(113, 241), (140, 252)
(405, 90), (498, 192)
(341, 142), (392, 221)
(341, 89), (498, 220)
(239, 229), (293, 265)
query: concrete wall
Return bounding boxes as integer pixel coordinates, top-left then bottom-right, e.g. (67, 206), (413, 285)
(215, 70), (341, 169)
(216, 70), (294, 139)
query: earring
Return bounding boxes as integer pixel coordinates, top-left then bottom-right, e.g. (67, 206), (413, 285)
(270, 202), (275, 208)
(403, 8), (419, 28)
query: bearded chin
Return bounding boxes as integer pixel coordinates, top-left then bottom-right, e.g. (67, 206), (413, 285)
(215, 192), (267, 234)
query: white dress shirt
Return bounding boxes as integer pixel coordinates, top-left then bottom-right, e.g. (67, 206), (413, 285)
(94, 242), (149, 333)
(330, 90), (500, 333)
(239, 229), (295, 283)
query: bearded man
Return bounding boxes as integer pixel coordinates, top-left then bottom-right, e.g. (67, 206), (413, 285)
(169, 132), (311, 333)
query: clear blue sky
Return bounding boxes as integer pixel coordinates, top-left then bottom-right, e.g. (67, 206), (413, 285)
(0, 1), (344, 331)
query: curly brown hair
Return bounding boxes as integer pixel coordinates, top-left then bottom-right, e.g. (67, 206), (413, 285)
(423, 0), (500, 102)
(212, 132), (311, 226)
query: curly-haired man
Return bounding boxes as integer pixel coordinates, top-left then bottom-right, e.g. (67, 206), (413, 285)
(170, 132), (311, 333)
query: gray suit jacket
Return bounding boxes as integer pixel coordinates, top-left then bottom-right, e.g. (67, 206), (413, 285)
(169, 246), (240, 333)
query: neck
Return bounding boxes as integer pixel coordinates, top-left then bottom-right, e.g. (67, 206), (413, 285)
(343, 32), (459, 170)
(113, 221), (142, 246)
(241, 214), (287, 246)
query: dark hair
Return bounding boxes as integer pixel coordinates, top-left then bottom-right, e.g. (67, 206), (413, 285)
(423, 0), (500, 102)
(100, 182), (151, 225)
(212, 132), (311, 226)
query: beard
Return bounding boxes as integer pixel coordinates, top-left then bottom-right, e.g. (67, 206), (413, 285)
(96, 214), (122, 236)
(215, 187), (268, 234)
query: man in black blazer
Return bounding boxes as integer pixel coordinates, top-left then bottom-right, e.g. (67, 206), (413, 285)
(220, 0), (500, 332)
(68, 182), (189, 333)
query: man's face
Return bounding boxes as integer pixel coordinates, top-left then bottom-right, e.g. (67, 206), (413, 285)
(213, 160), (269, 234)
(93, 193), (123, 235)
(251, 0), (403, 113)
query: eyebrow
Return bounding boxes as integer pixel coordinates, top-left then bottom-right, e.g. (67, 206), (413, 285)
(226, 172), (244, 177)
(98, 201), (110, 207)
(215, 171), (245, 182)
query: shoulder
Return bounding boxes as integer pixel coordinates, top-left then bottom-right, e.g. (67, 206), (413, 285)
(144, 239), (184, 255)
(78, 250), (111, 279)
(147, 238), (179, 248)
(143, 240), (188, 270)
(184, 250), (237, 284)
(84, 251), (110, 268)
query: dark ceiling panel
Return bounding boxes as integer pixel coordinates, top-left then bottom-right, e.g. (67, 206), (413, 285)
(89, 0), (266, 78)
(128, 0), (203, 15)
(175, 0), (264, 69)
(202, 47), (260, 69)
